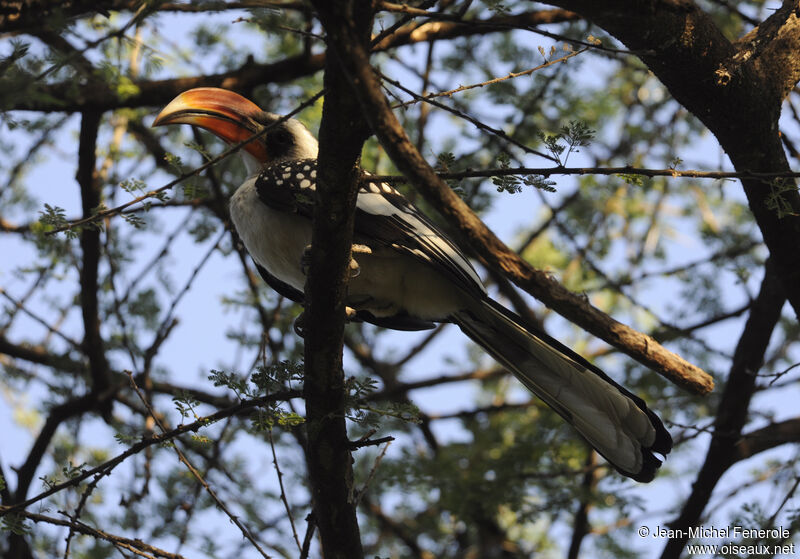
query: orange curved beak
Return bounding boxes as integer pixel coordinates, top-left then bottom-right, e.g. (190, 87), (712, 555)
(153, 87), (270, 162)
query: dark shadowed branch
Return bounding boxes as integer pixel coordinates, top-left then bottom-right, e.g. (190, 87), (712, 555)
(661, 260), (786, 559)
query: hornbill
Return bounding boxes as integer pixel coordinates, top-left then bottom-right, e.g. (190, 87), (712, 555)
(153, 87), (672, 482)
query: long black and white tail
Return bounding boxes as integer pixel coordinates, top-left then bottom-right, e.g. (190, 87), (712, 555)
(453, 298), (672, 482)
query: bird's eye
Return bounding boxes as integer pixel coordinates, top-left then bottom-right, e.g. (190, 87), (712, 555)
(265, 128), (294, 155)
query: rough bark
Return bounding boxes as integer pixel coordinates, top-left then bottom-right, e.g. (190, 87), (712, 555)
(302, 2), (372, 557)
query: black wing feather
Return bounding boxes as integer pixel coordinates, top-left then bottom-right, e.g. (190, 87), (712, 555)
(255, 159), (484, 297)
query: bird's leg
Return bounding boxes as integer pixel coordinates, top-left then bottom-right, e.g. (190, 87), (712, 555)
(300, 243), (372, 278)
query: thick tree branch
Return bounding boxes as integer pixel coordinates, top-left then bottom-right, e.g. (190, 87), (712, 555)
(661, 260), (786, 559)
(12, 393), (104, 504)
(301, 2), (373, 558)
(372, 7), (580, 50)
(736, 0), (800, 102)
(8, 8), (576, 112)
(0, 0), (124, 34)
(542, 0), (800, 319)
(733, 417), (800, 462)
(0, 336), (85, 374)
(312, 9), (714, 395)
(0, 0), (309, 33)
(77, 110), (112, 415)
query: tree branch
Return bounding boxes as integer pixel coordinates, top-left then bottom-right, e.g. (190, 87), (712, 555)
(8, 8), (577, 112)
(567, 452), (597, 559)
(735, 0), (800, 102)
(312, 9), (714, 395)
(734, 417), (800, 463)
(77, 110), (112, 417)
(0, 390), (298, 517)
(12, 392), (102, 504)
(661, 259), (786, 559)
(301, 2), (373, 557)
(20, 511), (187, 559)
(542, 0), (800, 320)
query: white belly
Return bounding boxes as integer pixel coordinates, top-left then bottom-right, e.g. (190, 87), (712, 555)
(229, 177), (310, 290)
(229, 178), (471, 321)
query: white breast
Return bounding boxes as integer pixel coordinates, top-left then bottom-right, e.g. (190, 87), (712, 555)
(229, 175), (473, 321)
(229, 177), (311, 291)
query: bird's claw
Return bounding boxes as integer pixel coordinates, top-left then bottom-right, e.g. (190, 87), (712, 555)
(348, 244), (372, 278)
(301, 244), (372, 278)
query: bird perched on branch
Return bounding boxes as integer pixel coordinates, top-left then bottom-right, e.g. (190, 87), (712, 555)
(153, 87), (672, 482)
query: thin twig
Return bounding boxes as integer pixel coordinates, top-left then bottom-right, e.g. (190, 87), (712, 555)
(267, 428), (302, 552)
(354, 440), (392, 506)
(0, 389), (300, 517)
(45, 91), (324, 236)
(368, 164), (800, 183)
(126, 373), (274, 558)
(0, 288), (83, 350)
(380, 69), (556, 161)
(392, 46), (589, 109)
(21, 511), (186, 559)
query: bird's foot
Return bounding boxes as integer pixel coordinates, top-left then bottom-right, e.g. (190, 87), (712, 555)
(301, 244), (372, 278)
(348, 244), (372, 278)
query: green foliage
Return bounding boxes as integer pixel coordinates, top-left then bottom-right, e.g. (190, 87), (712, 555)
(209, 363), (306, 430)
(1, 2), (795, 558)
(617, 172), (646, 187)
(37, 203), (68, 229)
(119, 178), (147, 195)
(765, 178), (800, 218)
(492, 152), (522, 194)
(522, 174), (557, 192)
(537, 120), (595, 166)
(250, 360), (305, 394)
(1, 514), (31, 536)
(173, 391), (201, 420)
(208, 368), (250, 399)
(40, 461), (87, 490)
